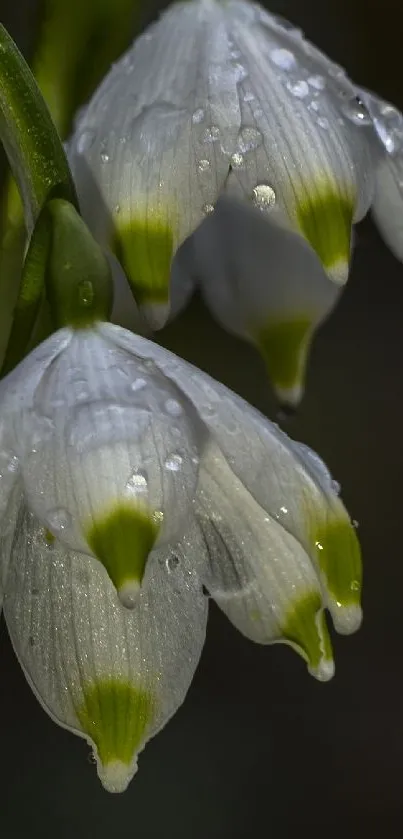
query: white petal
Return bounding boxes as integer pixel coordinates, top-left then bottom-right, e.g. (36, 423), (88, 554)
(222, 1), (378, 283)
(4, 506), (207, 792)
(69, 0), (242, 326)
(372, 154), (403, 262)
(193, 192), (340, 404)
(197, 441), (334, 681)
(100, 323), (362, 634)
(5, 327), (204, 603)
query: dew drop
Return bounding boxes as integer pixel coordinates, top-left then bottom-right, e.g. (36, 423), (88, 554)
(126, 470), (148, 496)
(233, 63), (248, 82)
(131, 377), (147, 392)
(317, 116), (329, 130)
(153, 510), (164, 525)
(270, 48), (296, 70)
(78, 279), (94, 307)
(77, 129), (95, 155)
(243, 91), (255, 103)
(352, 519), (359, 530)
(166, 554), (179, 572)
(164, 453), (183, 472)
(308, 74), (326, 91)
(309, 101), (319, 112)
(114, 204), (121, 215)
(286, 79), (309, 99)
(350, 579), (360, 592)
(237, 126), (263, 153)
(192, 108), (205, 124)
(164, 398), (183, 417)
(341, 97), (372, 126)
(202, 125), (220, 143)
(252, 184), (276, 210)
(230, 152), (244, 168)
(100, 150), (110, 164)
(48, 508), (71, 532)
(197, 158), (211, 172)
(203, 203), (215, 215)
(331, 479), (341, 495)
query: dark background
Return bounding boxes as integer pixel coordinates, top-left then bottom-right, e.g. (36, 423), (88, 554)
(1, 1), (403, 836)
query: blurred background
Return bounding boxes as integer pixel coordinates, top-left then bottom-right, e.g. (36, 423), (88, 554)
(1, 1), (402, 836)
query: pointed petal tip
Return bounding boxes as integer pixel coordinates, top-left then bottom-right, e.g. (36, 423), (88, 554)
(117, 579), (141, 609)
(140, 300), (171, 331)
(275, 382), (304, 409)
(308, 656), (335, 682)
(96, 757), (138, 794)
(331, 602), (363, 636)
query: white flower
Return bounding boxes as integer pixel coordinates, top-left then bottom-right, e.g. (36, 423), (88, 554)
(0, 322), (362, 789)
(67, 0), (400, 405)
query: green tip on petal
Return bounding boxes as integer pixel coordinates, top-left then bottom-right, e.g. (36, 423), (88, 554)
(254, 316), (313, 406)
(311, 514), (362, 635)
(86, 503), (160, 607)
(281, 591), (334, 682)
(296, 187), (353, 281)
(76, 679), (154, 793)
(114, 215), (174, 325)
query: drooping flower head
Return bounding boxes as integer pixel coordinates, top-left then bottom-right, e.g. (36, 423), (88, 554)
(0, 323), (362, 793)
(68, 0), (400, 405)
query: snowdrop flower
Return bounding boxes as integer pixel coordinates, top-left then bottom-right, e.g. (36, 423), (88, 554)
(2, 503), (207, 793)
(0, 322), (361, 789)
(68, 0), (400, 405)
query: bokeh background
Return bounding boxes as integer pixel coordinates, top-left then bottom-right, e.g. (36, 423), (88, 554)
(1, 1), (402, 836)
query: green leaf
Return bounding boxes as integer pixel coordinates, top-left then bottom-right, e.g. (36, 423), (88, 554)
(0, 23), (77, 230)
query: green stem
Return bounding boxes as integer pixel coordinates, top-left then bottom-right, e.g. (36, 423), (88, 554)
(0, 23), (77, 232)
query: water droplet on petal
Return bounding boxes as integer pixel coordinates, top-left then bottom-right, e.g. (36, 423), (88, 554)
(252, 184), (276, 210)
(100, 149), (110, 163)
(203, 203), (215, 215)
(166, 553), (179, 572)
(192, 108), (205, 124)
(270, 48), (296, 70)
(78, 280), (94, 307)
(341, 97), (372, 126)
(331, 479), (341, 495)
(126, 470), (148, 496)
(233, 63), (248, 82)
(164, 453), (183, 472)
(237, 126), (263, 153)
(77, 129), (95, 155)
(308, 75), (326, 91)
(164, 399), (183, 417)
(243, 91), (255, 103)
(350, 579), (360, 592)
(131, 377), (147, 392)
(231, 152), (244, 168)
(197, 158), (211, 172)
(202, 125), (220, 143)
(317, 116), (329, 130)
(48, 508), (71, 532)
(286, 80), (309, 99)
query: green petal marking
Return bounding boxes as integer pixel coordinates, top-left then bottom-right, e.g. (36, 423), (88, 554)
(114, 216), (174, 305)
(296, 187), (353, 273)
(76, 678), (154, 785)
(86, 503), (160, 607)
(255, 316), (312, 398)
(312, 515), (362, 610)
(281, 591), (334, 681)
